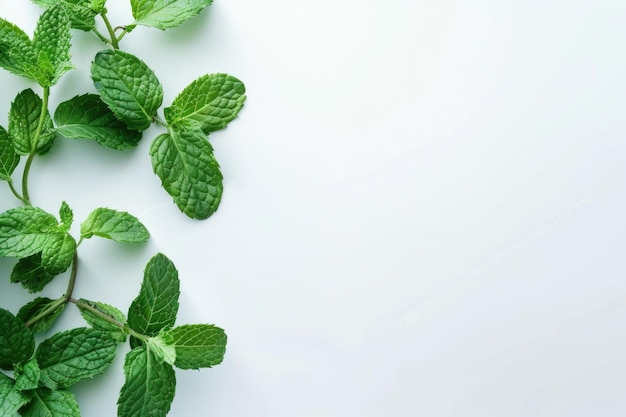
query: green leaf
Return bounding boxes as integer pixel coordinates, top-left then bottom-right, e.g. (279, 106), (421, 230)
(145, 336), (176, 365)
(118, 346), (176, 417)
(150, 128), (223, 219)
(17, 297), (65, 333)
(129, 0), (213, 31)
(54, 94), (142, 150)
(41, 232), (76, 275)
(31, 0), (100, 31)
(14, 358), (41, 391)
(31, 5), (73, 86)
(77, 299), (127, 342)
(11, 254), (57, 293)
(9, 89), (56, 156)
(0, 18), (35, 78)
(59, 201), (73, 231)
(127, 253), (180, 344)
(0, 206), (57, 257)
(36, 328), (117, 389)
(160, 324), (226, 369)
(20, 388), (80, 417)
(0, 372), (28, 416)
(91, 49), (163, 131)
(0, 308), (35, 370)
(165, 73), (246, 134)
(0, 126), (19, 181)
(80, 208), (150, 243)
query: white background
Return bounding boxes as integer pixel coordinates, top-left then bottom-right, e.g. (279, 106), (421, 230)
(1, 0), (626, 416)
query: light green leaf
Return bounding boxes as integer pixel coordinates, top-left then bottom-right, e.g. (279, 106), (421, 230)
(54, 94), (142, 150)
(36, 327), (117, 389)
(160, 324), (226, 369)
(127, 253), (179, 344)
(9, 89), (56, 156)
(145, 336), (176, 365)
(17, 297), (65, 333)
(31, 0), (100, 31)
(118, 346), (176, 417)
(31, 5), (73, 86)
(150, 128), (223, 219)
(165, 73), (246, 134)
(91, 49), (163, 131)
(77, 299), (127, 342)
(20, 388), (80, 417)
(40, 232), (76, 275)
(59, 201), (73, 231)
(0, 206), (58, 259)
(129, 0), (213, 31)
(0, 18), (35, 78)
(0, 308), (35, 370)
(11, 254), (57, 293)
(0, 126), (19, 181)
(0, 372), (28, 417)
(80, 208), (150, 243)
(14, 358), (40, 391)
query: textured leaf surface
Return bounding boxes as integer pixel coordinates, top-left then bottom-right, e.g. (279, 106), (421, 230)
(9, 89), (56, 156)
(0, 18), (35, 78)
(40, 232), (76, 275)
(150, 129), (223, 219)
(31, 0), (100, 31)
(31, 5), (73, 86)
(36, 328), (117, 389)
(20, 389), (80, 417)
(78, 299), (127, 342)
(11, 254), (57, 293)
(130, 0), (213, 30)
(0, 126), (19, 180)
(54, 94), (142, 150)
(128, 253), (179, 340)
(14, 358), (40, 391)
(118, 346), (176, 417)
(80, 208), (149, 243)
(161, 324), (226, 369)
(0, 206), (57, 258)
(17, 297), (65, 333)
(165, 73), (246, 134)
(0, 373), (28, 416)
(91, 49), (163, 131)
(0, 308), (35, 370)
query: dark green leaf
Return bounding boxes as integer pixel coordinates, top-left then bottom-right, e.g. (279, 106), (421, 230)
(17, 297), (65, 333)
(0, 372), (28, 416)
(161, 324), (226, 369)
(0, 126), (19, 181)
(80, 208), (150, 243)
(11, 254), (57, 293)
(77, 299), (127, 342)
(129, 0), (213, 31)
(0, 308), (35, 370)
(20, 388), (80, 417)
(14, 358), (40, 391)
(8, 89), (56, 156)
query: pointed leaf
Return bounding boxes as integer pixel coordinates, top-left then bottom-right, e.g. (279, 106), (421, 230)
(31, 0), (100, 31)
(0, 308), (35, 370)
(59, 201), (73, 231)
(9, 89), (56, 156)
(11, 254), (57, 293)
(14, 358), (41, 391)
(80, 208), (150, 243)
(77, 299), (127, 342)
(17, 297), (65, 333)
(129, 0), (213, 31)
(0, 373), (28, 416)
(0, 18), (35, 78)
(150, 128), (223, 219)
(0, 126), (19, 181)
(31, 5), (73, 86)
(160, 324), (226, 369)
(20, 389), (80, 417)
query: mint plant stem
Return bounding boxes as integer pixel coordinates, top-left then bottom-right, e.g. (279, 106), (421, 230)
(21, 86), (50, 205)
(100, 11), (120, 49)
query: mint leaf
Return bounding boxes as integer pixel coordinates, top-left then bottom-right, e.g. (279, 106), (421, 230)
(160, 324), (226, 369)
(32, 0), (100, 31)
(9, 89), (56, 156)
(77, 299), (127, 342)
(128, 253), (180, 344)
(0, 18), (36, 78)
(17, 297), (65, 333)
(41, 232), (76, 275)
(80, 208), (150, 243)
(59, 201), (73, 231)
(11, 254), (57, 293)
(31, 5), (73, 86)
(0, 206), (57, 257)
(118, 346), (176, 417)
(0, 372), (28, 416)
(150, 128), (223, 219)
(54, 94), (142, 150)
(20, 388), (80, 417)
(129, 0), (213, 31)
(0, 308), (35, 370)
(14, 358), (40, 391)
(91, 49), (163, 131)
(36, 328), (117, 389)
(0, 126), (19, 181)
(145, 336), (176, 365)
(165, 73), (246, 134)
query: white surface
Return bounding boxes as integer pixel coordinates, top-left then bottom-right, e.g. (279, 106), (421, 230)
(1, 0), (626, 416)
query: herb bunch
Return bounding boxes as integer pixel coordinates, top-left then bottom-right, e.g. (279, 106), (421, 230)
(0, 1), (245, 416)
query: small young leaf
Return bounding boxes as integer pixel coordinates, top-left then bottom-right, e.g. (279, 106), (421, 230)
(77, 299), (127, 342)
(145, 336), (176, 365)
(150, 128), (223, 219)
(0, 308), (35, 370)
(0, 126), (19, 181)
(8, 89), (56, 156)
(54, 94), (142, 150)
(165, 73), (246, 134)
(14, 358), (40, 391)
(118, 346), (176, 417)
(0, 372), (28, 416)
(20, 388), (80, 417)
(11, 254), (57, 293)
(129, 0), (213, 31)
(59, 201), (73, 231)
(160, 324), (226, 369)
(31, 5), (73, 86)
(80, 208), (150, 243)
(17, 297), (65, 333)
(36, 328), (117, 389)
(0, 18), (36, 78)
(91, 49), (163, 131)
(31, 0), (100, 31)
(128, 253), (180, 342)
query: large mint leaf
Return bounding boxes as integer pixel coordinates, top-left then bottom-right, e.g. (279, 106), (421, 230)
(14, 358), (40, 391)
(129, 0), (213, 31)
(91, 49), (163, 131)
(20, 389), (80, 417)
(31, 5), (73, 86)
(0, 372), (28, 416)
(54, 94), (142, 150)
(36, 328), (117, 389)
(165, 73), (246, 134)
(0, 206), (58, 258)
(77, 299), (127, 342)
(118, 346), (176, 417)
(150, 128), (223, 219)
(11, 254), (57, 293)
(31, 0), (101, 31)
(128, 253), (180, 343)
(17, 297), (65, 333)
(160, 324), (226, 369)
(9, 89), (56, 156)
(80, 208), (150, 243)
(0, 308), (35, 370)
(0, 126), (19, 181)
(0, 18), (36, 78)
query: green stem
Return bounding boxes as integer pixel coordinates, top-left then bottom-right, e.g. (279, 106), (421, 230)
(100, 11), (120, 49)
(21, 86), (50, 206)
(69, 298), (146, 341)
(92, 28), (111, 45)
(7, 180), (26, 204)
